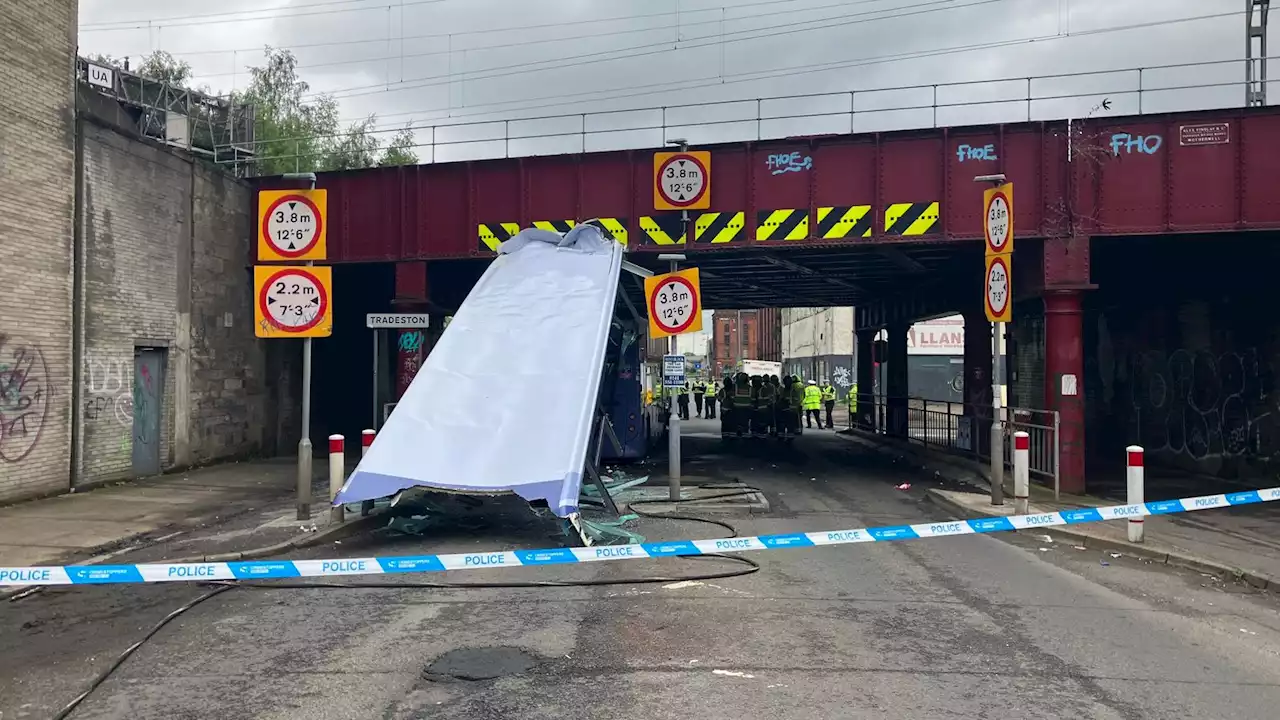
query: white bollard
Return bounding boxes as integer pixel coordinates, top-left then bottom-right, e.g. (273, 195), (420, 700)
(1013, 431), (1030, 515)
(1127, 445), (1144, 543)
(329, 434), (345, 524)
(360, 430), (375, 516)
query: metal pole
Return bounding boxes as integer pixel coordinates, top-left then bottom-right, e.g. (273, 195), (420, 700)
(1127, 445), (1145, 543)
(286, 172), (318, 521)
(1053, 410), (1061, 500)
(372, 329), (379, 430)
(668, 256), (682, 501)
(1013, 431), (1029, 515)
(990, 321), (1005, 505)
(329, 435), (345, 524)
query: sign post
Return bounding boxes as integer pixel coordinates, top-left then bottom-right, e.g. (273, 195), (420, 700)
(257, 177), (329, 521)
(645, 262), (703, 501)
(982, 180), (1014, 506)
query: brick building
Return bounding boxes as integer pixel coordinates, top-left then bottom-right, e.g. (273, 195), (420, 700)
(0, 1), (289, 502)
(709, 309), (782, 376)
(0, 0), (78, 500)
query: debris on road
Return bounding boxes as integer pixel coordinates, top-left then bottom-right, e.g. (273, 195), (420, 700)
(712, 669), (755, 679)
(895, 483), (911, 491)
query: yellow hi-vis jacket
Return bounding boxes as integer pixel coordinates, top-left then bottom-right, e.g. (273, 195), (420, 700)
(846, 383), (859, 412)
(802, 385), (822, 410)
(821, 385), (836, 402)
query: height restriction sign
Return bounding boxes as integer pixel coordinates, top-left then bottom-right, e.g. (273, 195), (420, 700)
(254, 265), (333, 338)
(984, 254), (1012, 323)
(644, 267), (703, 338)
(258, 189), (328, 262)
(983, 182), (1014, 256)
(653, 151), (711, 211)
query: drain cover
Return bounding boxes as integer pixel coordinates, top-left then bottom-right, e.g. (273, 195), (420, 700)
(425, 646), (540, 681)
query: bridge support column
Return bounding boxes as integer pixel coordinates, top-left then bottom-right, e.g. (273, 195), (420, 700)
(962, 310), (992, 458)
(886, 323), (909, 438)
(855, 329), (876, 429)
(393, 261), (430, 401)
(1045, 290), (1085, 494)
(1042, 234), (1093, 495)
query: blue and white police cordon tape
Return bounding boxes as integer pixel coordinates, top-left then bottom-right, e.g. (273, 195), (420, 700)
(4, 487), (1278, 587)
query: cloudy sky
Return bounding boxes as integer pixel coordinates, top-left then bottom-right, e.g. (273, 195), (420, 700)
(78, 0), (1271, 161)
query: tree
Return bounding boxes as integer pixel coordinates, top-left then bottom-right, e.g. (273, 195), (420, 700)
(324, 116), (382, 171)
(235, 47), (419, 175)
(379, 126), (419, 167)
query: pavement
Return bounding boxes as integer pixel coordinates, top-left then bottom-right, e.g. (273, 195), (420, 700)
(0, 458), (377, 597)
(833, 425), (1280, 590)
(928, 487), (1280, 590)
(4, 418), (1279, 719)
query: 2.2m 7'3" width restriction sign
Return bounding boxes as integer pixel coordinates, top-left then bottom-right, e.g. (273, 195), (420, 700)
(644, 268), (704, 339)
(254, 266), (333, 338)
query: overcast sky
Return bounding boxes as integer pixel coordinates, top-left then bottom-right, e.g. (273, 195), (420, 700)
(78, 0), (1272, 161)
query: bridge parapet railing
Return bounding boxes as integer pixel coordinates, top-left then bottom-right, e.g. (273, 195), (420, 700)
(850, 395), (1060, 498)
(216, 57), (1276, 172)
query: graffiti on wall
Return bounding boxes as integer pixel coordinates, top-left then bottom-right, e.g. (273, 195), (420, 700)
(956, 143), (998, 162)
(1128, 348), (1279, 468)
(765, 151), (812, 175)
(0, 335), (52, 463)
(1110, 133), (1163, 155)
(83, 354), (133, 428)
(133, 361), (158, 447)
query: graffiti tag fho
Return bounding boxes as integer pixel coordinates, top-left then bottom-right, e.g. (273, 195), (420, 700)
(1110, 132), (1163, 156)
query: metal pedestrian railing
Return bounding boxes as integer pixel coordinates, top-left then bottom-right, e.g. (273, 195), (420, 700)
(850, 395), (1060, 497)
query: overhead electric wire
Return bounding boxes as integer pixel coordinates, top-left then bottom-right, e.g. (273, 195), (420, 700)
(230, 8), (1242, 155)
(304, 0), (1005, 102)
(150, 0), (904, 81)
(91, 0), (829, 57)
(79, 0), (450, 32)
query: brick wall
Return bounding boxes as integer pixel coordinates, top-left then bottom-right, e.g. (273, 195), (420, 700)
(0, 0), (78, 502)
(77, 118), (281, 484)
(189, 163), (270, 463)
(80, 122), (185, 480)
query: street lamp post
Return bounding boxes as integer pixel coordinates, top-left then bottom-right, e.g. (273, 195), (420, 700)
(283, 172), (318, 521)
(974, 172), (1007, 506)
(657, 252), (687, 501)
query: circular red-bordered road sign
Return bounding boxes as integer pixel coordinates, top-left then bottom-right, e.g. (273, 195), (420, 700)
(984, 189), (1012, 254)
(984, 255), (1011, 320)
(258, 268), (330, 333)
(655, 153), (709, 208)
(262, 194), (325, 259)
(649, 274), (700, 334)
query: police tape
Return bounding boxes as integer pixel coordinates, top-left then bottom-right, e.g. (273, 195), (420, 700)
(3, 487), (1278, 587)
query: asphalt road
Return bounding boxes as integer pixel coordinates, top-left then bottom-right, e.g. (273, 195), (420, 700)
(4, 420), (1279, 719)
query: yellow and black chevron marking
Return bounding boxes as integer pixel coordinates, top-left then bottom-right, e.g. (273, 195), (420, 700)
(639, 215), (686, 245)
(478, 222), (520, 252)
(584, 218), (629, 246)
(755, 209), (809, 241)
(815, 205), (873, 239)
(884, 202), (941, 236)
(694, 211), (745, 244)
(532, 219), (577, 234)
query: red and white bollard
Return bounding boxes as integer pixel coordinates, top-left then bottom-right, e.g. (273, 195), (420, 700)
(329, 434), (345, 524)
(1127, 445), (1144, 543)
(1013, 431), (1030, 515)
(360, 429), (375, 516)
